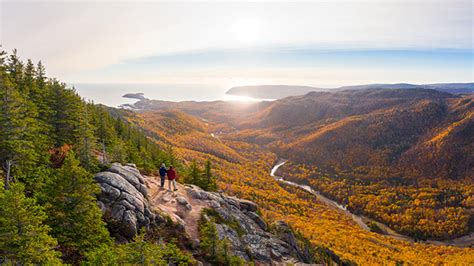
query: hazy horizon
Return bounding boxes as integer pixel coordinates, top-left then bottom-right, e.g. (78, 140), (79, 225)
(72, 81), (474, 107)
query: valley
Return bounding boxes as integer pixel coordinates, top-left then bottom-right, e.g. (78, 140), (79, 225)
(121, 87), (473, 264)
(271, 160), (474, 247)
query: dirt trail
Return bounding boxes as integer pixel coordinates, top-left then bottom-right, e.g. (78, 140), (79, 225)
(144, 177), (208, 240)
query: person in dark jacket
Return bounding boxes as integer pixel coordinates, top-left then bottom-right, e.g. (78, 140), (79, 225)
(159, 163), (167, 188)
(167, 166), (177, 191)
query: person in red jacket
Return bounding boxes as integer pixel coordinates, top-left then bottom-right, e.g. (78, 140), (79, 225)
(167, 166), (177, 191)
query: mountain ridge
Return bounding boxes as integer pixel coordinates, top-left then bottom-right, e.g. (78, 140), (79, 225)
(225, 82), (474, 99)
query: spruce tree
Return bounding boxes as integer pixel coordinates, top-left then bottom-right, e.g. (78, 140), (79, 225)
(0, 183), (61, 264)
(75, 102), (98, 171)
(203, 160), (217, 191)
(5, 49), (24, 92)
(29, 60), (55, 142)
(33, 60), (54, 125)
(93, 105), (115, 164)
(40, 152), (111, 262)
(0, 68), (40, 189)
(49, 80), (82, 146)
(109, 137), (127, 163)
(20, 59), (51, 166)
(187, 160), (203, 186)
(22, 59), (36, 100)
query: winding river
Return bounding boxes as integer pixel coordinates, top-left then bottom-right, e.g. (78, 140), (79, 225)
(270, 160), (474, 247)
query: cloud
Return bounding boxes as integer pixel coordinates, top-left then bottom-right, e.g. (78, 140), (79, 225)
(1, 0), (472, 83)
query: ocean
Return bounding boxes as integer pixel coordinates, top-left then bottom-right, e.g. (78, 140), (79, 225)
(70, 83), (255, 107)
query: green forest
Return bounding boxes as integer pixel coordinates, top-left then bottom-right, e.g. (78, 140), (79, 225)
(0, 49), (202, 264)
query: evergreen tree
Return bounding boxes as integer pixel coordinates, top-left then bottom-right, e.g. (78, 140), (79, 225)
(29, 60), (55, 142)
(22, 59), (36, 99)
(0, 69), (40, 189)
(203, 160), (217, 191)
(75, 101), (98, 171)
(49, 80), (83, 146)
(187, 160), (202, 186)
(86, 232), (194, 265)
(20, 58), (51, 167)
(166, 145), (178, 166)
(40, 152), (111, 262)
(33, 60), (54, 125)
(93, 105), (115, 164)
(0, 183), (61, 264)
(5, 49), (24, 91)
(184, 160), (217, 191)
(109, 137), (127, 163)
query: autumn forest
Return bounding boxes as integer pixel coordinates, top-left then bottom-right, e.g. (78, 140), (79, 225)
(126, 87), (473, 264)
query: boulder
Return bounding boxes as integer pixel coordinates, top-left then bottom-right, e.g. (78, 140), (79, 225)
(95, 163), (164, 240)
(176, 196), (189, 206)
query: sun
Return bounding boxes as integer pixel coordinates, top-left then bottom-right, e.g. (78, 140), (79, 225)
(230, 18), (262, 46)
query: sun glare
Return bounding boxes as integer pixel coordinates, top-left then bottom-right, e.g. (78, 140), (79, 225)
(223, 94), (262, 102)
(230, 18), (262, 46)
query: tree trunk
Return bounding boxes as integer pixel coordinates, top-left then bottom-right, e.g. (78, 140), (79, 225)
(3, 160), (13, 190)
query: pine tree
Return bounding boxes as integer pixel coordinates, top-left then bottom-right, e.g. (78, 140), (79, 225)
(40, 152), (111, 262)
(0, 183), (61, 264)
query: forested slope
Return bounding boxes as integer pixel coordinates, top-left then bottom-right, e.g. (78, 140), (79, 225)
(131, 88), (473, 241)
(254, 89), (473, 240)
(263, 89), (473, 180)
(0, 49), (194, 264)
(135, 98), (474, 264)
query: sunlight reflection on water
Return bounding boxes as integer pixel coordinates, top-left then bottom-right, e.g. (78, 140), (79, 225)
(223, 94), (275, 102)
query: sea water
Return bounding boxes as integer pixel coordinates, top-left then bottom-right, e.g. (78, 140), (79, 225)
(70, 83), (265, 107)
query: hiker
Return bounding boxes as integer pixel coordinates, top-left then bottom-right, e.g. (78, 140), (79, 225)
(159, 163), (167, 188)
(167, 166), (177, 191)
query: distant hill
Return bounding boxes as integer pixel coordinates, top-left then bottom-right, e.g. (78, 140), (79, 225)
(256, 88), (474, 180)
(226, 85), (323, 99)
(226, 83), (474, 99)
(338, 83), (474, 94)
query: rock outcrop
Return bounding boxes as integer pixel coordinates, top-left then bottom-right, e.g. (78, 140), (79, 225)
(95, 163), (164, 240)
(95, 163), (320, 264)
(186, 185), (315, 264)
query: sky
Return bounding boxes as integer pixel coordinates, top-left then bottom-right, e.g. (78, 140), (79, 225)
(1, 0), (473, 90)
